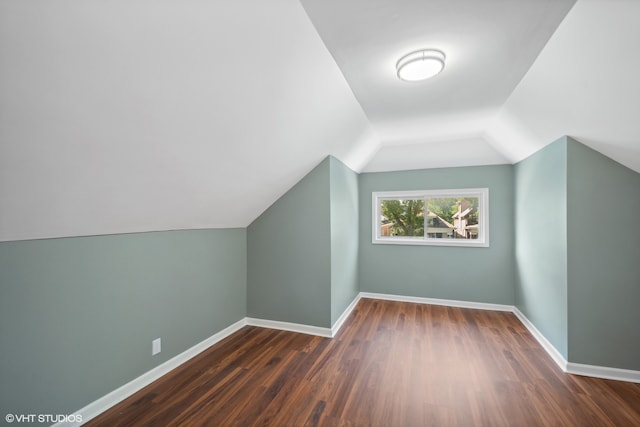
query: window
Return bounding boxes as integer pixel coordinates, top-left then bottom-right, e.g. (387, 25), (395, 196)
(372, 188), (489, 247)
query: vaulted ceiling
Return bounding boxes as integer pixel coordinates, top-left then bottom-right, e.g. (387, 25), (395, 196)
(300, 0), (575, 171)
(1, 0), (638, 242)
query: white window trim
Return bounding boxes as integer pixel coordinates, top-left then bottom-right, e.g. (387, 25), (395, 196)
(372, 188), (489, 247)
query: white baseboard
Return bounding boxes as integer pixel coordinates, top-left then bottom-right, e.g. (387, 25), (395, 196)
(359, 291), (513, 312)
(245, 317), (333, 338)
(513, 308), (640, 383)
(56, 318), (247, 427)
(512, 307), (568, 371)
(567, 362), (640, 383)
(331, 293), (362, 337)
(245, 293), (362, 339)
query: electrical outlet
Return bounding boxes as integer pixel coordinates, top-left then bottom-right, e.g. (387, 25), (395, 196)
(152, 338), (161, 355)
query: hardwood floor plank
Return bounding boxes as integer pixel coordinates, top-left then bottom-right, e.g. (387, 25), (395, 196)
(86, 299), (640, 426)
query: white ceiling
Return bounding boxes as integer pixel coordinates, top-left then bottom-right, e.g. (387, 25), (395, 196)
(0, 0), (376, 241)
(485, 0), (640, 172)
(300, 0), (575, 147)
(1, 0), (639, 241)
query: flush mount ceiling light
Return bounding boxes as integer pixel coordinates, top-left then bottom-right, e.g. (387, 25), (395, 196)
(396, 49), (446, 82)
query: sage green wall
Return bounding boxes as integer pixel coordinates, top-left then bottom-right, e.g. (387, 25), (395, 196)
(0, 229), (247, 419)
(514, 137), (568, 358)
(247, 158), (332, 328)
(358, 165), (515, 305)
(566, 138), (640, 370)
(329, 157), (359, 325)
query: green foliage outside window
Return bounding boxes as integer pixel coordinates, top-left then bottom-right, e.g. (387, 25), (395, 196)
(380, 199), (424, 236)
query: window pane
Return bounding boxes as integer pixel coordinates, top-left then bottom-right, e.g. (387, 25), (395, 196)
(380, 199), (424, 237)
(372, 189), (488, 247)
(427, 197), (479, 240)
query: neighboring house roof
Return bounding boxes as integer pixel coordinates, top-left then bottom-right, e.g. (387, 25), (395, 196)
(427, 211), (454, 229)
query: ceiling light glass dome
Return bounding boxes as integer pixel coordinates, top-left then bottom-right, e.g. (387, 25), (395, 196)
(396, 49), (446, 82)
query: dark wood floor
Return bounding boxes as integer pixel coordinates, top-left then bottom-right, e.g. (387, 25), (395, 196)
(86, 298), (640, 426)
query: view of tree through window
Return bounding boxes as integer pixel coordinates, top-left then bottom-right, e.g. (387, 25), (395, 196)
(380, 197), (479, 239)
(380, 199), (424, 237)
